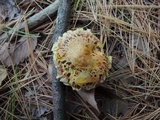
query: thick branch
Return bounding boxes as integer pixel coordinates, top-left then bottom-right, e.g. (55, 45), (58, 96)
(52, 0), (71, 120)
(0, 0), (59, 42)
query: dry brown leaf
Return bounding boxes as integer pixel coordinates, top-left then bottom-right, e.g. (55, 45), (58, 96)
(0, 0), (20, 22)
(0, 0), (20, 35)
(0, 37), (37, 66)
(0, 65), (7, 86)
(77, 89), (99, 113)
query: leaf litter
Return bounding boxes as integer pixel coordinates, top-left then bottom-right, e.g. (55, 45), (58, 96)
(0, 37), (37, 66)
(0, 0), (53, 119)
(0, 0), (20, 35)
(0, 0), (160, 119)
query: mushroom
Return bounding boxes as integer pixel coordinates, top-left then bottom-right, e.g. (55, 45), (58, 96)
(52, 28), (112, 90)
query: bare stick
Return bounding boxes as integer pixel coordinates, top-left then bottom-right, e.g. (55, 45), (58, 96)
(52, 0), (71, 120)
(0, 0), (59, 42)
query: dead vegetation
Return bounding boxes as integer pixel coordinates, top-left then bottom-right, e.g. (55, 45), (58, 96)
(0, 0), (160, 120)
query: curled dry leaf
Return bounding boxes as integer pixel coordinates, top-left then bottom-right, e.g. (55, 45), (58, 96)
(0, 65), (7, 86)
(77, 89), (99, 113)
(0, 37), (37, 66)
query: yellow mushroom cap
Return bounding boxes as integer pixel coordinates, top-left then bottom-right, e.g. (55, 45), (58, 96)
(52, 28), (112, 90)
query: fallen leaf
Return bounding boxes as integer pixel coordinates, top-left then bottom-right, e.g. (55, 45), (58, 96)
(77, 89), (99, 112)
(0, 65), (7, 86)
(0, 0), (20, 35)
(0, 0), (20, 22)
(0, 37), (37, 66)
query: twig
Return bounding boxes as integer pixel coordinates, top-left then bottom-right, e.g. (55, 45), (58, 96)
(0, 0), (59, 42)
(52, 0), (71, 120)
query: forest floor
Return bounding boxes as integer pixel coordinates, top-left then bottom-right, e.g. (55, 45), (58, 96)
(0, 0), (160, 120)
